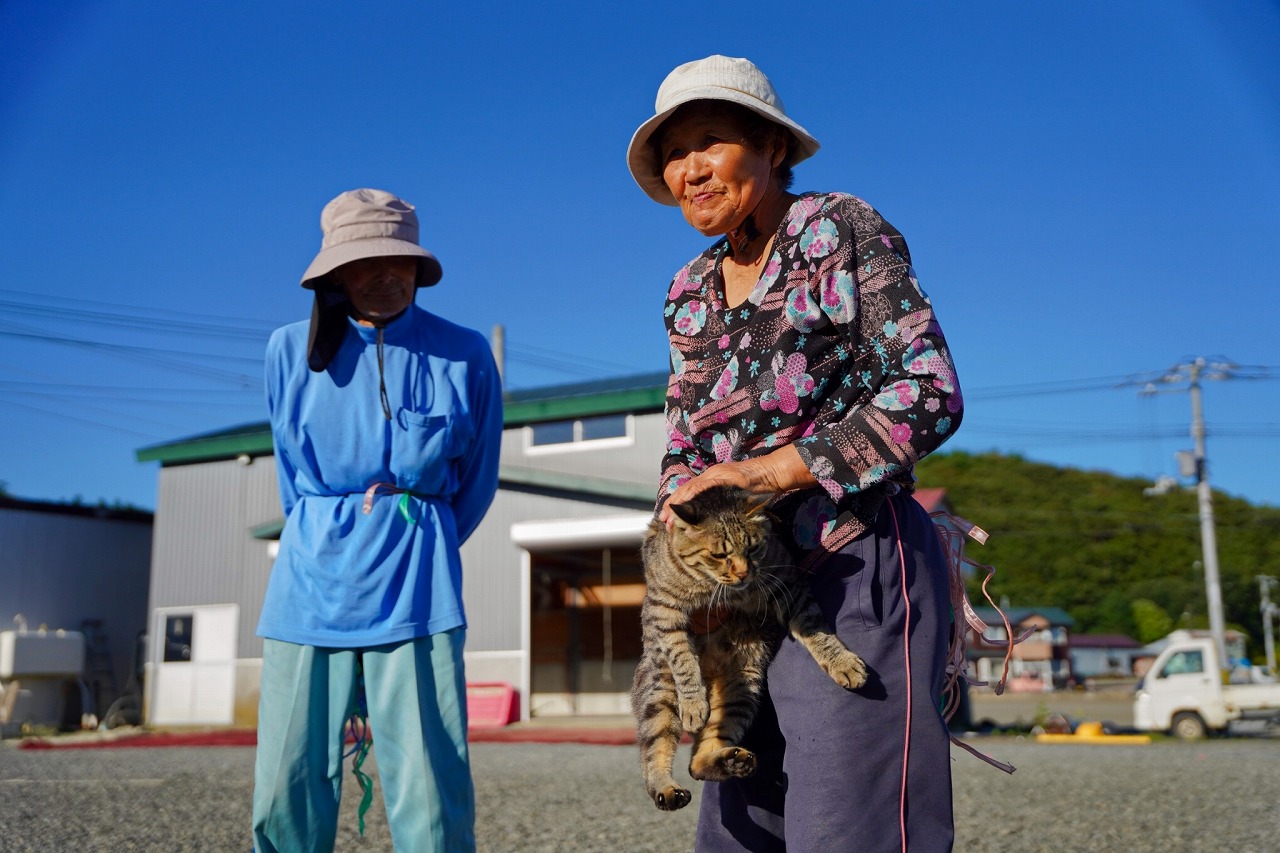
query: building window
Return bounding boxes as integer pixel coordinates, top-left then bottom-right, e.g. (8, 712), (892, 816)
(526, 414), (632, 453)
(164, 615), (193, 662)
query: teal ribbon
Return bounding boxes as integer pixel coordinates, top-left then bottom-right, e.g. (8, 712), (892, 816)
(343, 654), (374, 836)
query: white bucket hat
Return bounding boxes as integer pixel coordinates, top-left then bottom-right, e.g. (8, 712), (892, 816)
(627, 55), (820, 206)
(300, 188), (442, 289)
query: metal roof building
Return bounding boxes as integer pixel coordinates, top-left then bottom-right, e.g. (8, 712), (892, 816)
(135, 372), (670, 727)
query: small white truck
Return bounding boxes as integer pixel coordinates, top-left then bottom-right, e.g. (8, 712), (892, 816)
(1133, 632), (1280, 740)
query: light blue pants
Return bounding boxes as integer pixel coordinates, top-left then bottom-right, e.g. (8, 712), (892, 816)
(252, 630), (475, 852)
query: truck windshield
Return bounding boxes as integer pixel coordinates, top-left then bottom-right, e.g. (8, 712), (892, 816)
(1159, 650), (1204, 677)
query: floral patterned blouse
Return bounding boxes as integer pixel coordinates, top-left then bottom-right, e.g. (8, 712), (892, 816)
(657, 192), (963, 570)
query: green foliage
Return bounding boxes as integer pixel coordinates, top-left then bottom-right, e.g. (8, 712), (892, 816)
(916, 451), (1280, 656)
(1131, 599), (1175, 643)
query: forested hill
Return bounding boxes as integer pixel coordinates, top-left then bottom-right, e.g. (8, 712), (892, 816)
(914, 451), (1280, 656)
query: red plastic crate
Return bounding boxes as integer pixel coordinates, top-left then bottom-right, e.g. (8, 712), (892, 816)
(465, 682), (518, 729)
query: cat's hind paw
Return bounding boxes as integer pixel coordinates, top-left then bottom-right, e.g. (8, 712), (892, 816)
(690, 746), (757, 781)
(825, 650), (868, 690)
(652, 784), (692, 811)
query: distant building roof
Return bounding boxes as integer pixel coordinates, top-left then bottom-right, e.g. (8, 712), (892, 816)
(973, 606), (1075, 627)
(912, 487), (949, 513)
(0, 494), (152, 524)
(138, 372), (669, 466)
(1069, 633), (1141, 649)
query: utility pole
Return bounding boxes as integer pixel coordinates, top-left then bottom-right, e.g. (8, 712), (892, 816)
(1139, 357), (1236, 671)
(1259, 575), (1278, 676)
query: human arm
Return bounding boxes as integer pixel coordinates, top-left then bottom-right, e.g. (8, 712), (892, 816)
(450, 347), (503, 544)
(265, 329), (301, 518)
(792, 198), (963, 500)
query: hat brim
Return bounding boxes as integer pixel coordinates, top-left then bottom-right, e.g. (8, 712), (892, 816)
(300, 237), (442, 289)
(627, 87), (821, 206)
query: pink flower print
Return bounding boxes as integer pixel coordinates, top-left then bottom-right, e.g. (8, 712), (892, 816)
(873, 379), (921, 411)
(665, 420), (694, 452)
(925, 397), (940, 413)
(793, 493), (838, 549)
(785, 284), (825, 332)
(799, 218), (839, 261)
(667, 267), (702, 300)
(673, 300), (707, 336)
(718, 334), (731, 349)
(880, 234), (894, 249)
(710, 356), (739, 401)
(749, 254), (783, 305)
(903, 340), (957, 395)
(819, 269), (857, 324)
(715, 411), (728, 424)
(785, 196), (823, 236)
(704, 429), (740, 463)
(771, 351), (814, 414)
(890, 423), (913, 444)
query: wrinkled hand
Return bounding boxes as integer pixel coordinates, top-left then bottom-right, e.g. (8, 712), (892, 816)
(659, 446), (817, 529)
(659, 460), (766, 528)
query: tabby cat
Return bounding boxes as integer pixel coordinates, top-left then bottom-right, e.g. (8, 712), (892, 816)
(630, 485), (867, 811)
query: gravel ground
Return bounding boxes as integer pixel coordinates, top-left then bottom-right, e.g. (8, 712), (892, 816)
(1, 736), (1278, 852)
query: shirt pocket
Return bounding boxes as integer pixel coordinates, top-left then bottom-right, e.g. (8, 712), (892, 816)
(392, 408), (473, 494)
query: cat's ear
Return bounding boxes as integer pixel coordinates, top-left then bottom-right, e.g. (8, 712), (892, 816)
(669, 500), (704, 527)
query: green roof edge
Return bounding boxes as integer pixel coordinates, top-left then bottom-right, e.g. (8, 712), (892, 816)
(498, 465), (655, 505)
(137, 378), (666, 466)
(501, 385), (665, 425)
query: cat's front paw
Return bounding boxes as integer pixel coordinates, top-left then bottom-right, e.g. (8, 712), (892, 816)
(678, 693), (709, 733)
(825, 650), (868, 690)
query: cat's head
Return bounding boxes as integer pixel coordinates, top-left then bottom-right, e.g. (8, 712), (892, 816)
(667, 486), (776, 587)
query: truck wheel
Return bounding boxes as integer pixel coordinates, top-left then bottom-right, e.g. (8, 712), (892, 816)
(1171, 711), (1207, 741)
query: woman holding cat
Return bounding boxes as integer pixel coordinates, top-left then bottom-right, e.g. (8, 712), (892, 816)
(630, 55), (964, 851)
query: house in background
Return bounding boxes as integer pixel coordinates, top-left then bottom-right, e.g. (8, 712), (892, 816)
(134, 370), (970, 728)
(0, 496), (152, 734)
(1068, 633), (1143, 680)
(969, 606), (1075, 691)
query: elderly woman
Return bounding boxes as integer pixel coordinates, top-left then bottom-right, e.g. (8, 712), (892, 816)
(252, 189), (503, 852)
(629, 56), (963, 851)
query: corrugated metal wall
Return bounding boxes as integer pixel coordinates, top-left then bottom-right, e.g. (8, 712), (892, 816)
(147, 456), (281, 661)
(461, 489), (649, 653)
(0, 508), (152, 706)
(146, 411), (668, 680)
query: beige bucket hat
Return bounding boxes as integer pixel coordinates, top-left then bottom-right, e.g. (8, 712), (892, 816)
(301, 188), (442, 372)
(300, 188), (442, 289)
(627, 55), (821, 206)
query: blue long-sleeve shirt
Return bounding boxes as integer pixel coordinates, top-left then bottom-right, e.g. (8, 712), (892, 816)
(258, 305), (503, 647)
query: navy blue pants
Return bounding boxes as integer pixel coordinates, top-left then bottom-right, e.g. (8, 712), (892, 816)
(695, 494), (955, 852)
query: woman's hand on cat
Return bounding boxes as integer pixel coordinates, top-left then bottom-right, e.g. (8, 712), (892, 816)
(659, 446), (817, 528)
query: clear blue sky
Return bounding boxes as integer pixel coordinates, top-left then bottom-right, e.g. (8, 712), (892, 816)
(2, 0), (1277, 512)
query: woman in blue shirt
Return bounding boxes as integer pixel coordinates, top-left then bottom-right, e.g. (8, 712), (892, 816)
(252, 188), (503, 852)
